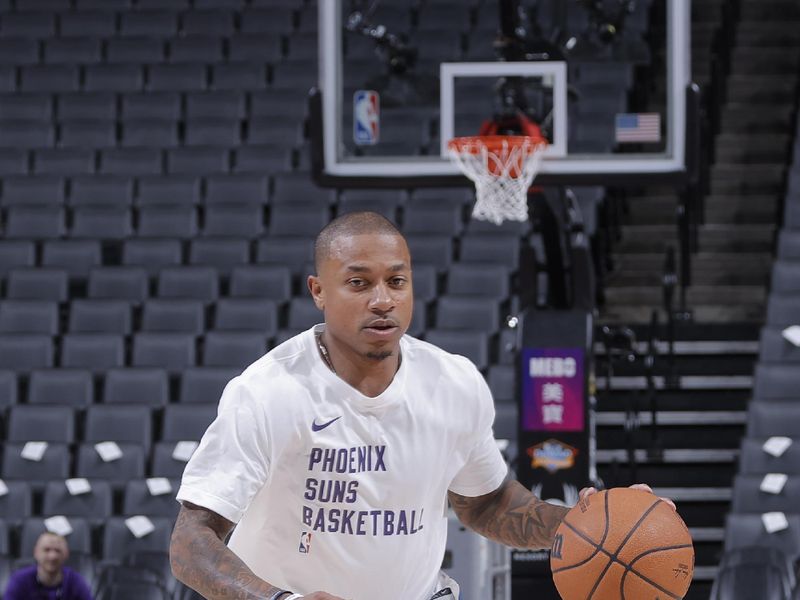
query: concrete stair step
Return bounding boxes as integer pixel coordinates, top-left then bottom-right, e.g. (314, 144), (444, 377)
(710, 175), (784, 195)
(610, 251), (771, 271)
(740, 1), (800, 20)
(720, 107), (794, 131)
(600, 304), (765, 323)
(617, 224), (774, 253)
(604, 285), (766, 306)
(606, 269), (767, 287)
(704, 194), (779, 211)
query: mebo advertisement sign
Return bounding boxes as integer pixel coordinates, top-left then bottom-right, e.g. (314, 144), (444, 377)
(521, 348), (584, 432)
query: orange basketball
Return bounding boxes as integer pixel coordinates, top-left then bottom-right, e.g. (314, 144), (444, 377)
(550, 487), (694, 600)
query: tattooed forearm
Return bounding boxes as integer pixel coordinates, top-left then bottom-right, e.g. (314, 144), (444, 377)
(170, 503), (282, 599)
(449, 480), (569, 550)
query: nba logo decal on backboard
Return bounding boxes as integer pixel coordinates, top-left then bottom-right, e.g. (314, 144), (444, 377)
(353, 90), (379, 145)
(298, 532), (312, 554)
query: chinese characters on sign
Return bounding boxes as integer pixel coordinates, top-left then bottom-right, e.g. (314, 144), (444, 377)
(521, 348), (584, 431)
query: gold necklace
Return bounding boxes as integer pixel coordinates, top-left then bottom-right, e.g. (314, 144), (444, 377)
(316, 333), (336, 373)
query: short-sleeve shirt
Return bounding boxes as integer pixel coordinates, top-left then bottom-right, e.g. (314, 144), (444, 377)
(177, 325), (507, 600)
(4, 566), (93, 600)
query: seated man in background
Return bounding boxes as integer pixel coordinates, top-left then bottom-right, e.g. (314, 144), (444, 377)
(4, 531), (93, 600)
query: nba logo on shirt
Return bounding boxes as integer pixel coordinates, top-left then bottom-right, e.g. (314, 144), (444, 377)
(353, 90), (379, 145)
(298, 532), (312, 554)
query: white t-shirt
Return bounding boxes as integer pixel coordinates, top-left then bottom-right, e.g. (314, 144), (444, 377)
(177, 325), (508, 600)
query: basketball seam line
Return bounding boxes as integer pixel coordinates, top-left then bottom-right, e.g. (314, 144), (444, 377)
(551, 488), (613, 575)
(560, 520), (683, 600)
(554, 494), (682, 600)
(619, 544), (693, 600)
(585, 490), (614, 600)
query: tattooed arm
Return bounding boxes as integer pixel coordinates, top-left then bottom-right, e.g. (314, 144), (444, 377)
(448, 480), (569, 550)
(170, 502), (281, 599)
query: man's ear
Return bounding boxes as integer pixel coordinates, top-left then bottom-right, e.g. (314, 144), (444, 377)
(308, 274), (324, 310)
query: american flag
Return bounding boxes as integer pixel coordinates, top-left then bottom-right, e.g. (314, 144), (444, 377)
(615, 113), (661, 143)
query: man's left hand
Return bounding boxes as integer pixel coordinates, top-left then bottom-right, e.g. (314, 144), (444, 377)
(578, 483), (676, 511)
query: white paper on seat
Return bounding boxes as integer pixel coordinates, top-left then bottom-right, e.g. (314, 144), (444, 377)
(146, 477), (172, 496)
(65, 478), (92, 496)
(760, 473), (788, 494)
(21, 441), (48, 462)
(172, 441), (198, 462)
(125, 515), (155, 539)
(762, 511), (789, 534)
(44, 515), (73, 537)
(763, 436), (792, 458)
(0, 480), (8, 497)
(94, 441), (123, 462)
(782, 325), (800, 347)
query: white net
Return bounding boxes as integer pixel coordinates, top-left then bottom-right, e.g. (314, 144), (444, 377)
(448, 136), (546, 225)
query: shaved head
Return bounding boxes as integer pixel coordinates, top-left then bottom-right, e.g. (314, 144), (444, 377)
(314, 211), (405, 272)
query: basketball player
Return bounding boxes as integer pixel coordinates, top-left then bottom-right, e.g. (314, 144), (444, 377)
(170, 211), (671, 600)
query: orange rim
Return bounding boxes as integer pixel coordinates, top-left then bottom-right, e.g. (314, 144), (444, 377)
(447, 134), (547, 154)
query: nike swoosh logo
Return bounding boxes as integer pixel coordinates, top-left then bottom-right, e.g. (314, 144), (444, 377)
(311, 416), (341, 432)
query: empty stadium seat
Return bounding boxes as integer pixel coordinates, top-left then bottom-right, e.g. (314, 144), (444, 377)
(759, 327), (800, 362)
(151, 443), (192, 478)
(69, 300), (133, 334)
(157, 267), (219, 303)
(0, 480), (32, 526)
(133, 333), (196, 371)
(137, 206), (198, 239)
(753, 364), (800, 401)
(7, 405), (75, 443)
(188, 238), (250, 274)
(122, 239), (183, 276)
(161, 404), (217, 442)
(85, 64), (144, 93)
(424, 330), (489, 370)
(88, 267), (149, 303)
(0, 241), (35, 279)
(435, 296), (500, 333)
(0, 370), (17, 409)
(72, 207), (133, 240)
(42, 480), (113, 522)
(142, 299), (205, 334)
(202, 331), (266, 367)
(724, 513), (800, 560)
(255, 237), (314, 277)
(179, 367), (237, 404)
(122, 480), (181, 519)
(405, 235), (453, 271)
(100, 148), (163, 175)
(731, 474), (800, 514)
(459, 233), (521, 269)
(0, 300), (59, 335)
(229, 265), (291, 301)
(85, 404), (153, 447)
(170, 35), (224, 62)
(57, 92), (116, 120)
(214, 298), (277, 335)
(0, 334), (53, 371)
(2, 442), (70, 484)
(137, 175), (201, 206)
(75, 443), (146, 488)
(122, 92), (181, 120)
(167, 147), (229, 174)
(42, 240), (101, 279)
(103, 368), (169, 407)
(747, 401), (800, 438)
(121, 119), (179, 148)
(70, 175), (134, 207)
(107, 38), (165, 64)
(6, 268), (68, 302)
(5, 206), (64, 239)
(61, 334), (125, 371)
(102, 517), (173, 562)
(739, 437), (800, 475)
(28, 369), (94, 408)
(1, 175), (64, 205)
(204, 173), (268, 205)
(57, 121), (115, 148)
(447, 263), (511, 300)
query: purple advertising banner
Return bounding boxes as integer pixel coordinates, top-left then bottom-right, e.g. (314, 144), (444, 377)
(521, 347), (585, 431)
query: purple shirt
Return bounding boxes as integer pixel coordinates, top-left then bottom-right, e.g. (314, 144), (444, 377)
(4, 565), (93, 600)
